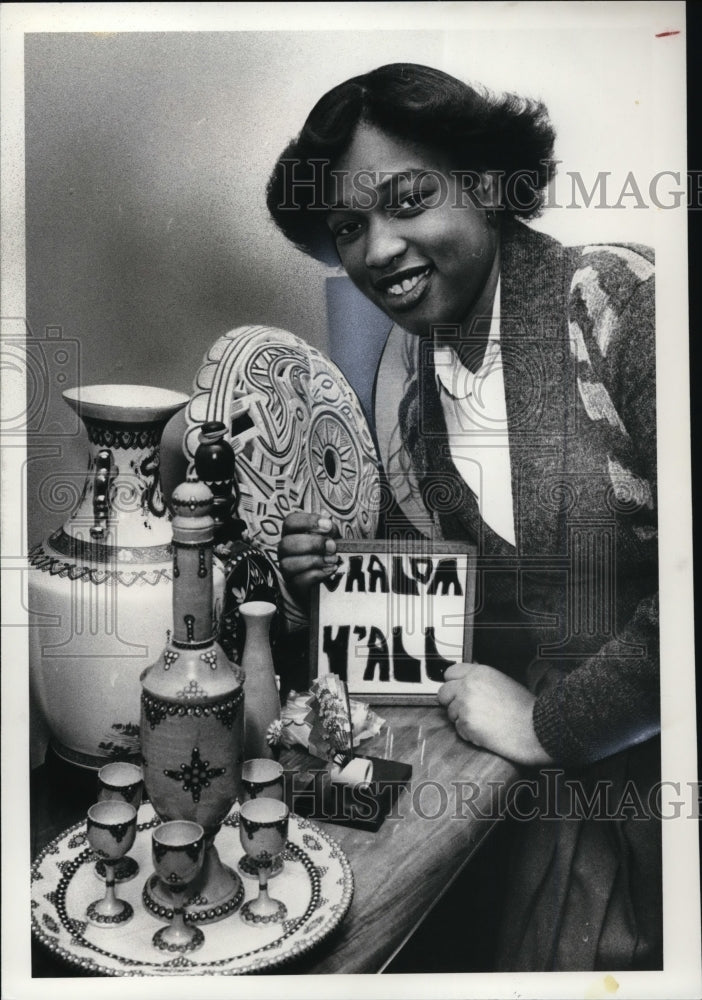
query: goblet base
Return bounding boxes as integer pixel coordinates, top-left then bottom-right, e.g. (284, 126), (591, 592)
(95, 855), (139, 883)
(240, 898), (287, 925)
(143, 845), (244, 925)
(152, 923), (205, 954)
(86, 898), (134, 927)
(238, 853), (283, 880)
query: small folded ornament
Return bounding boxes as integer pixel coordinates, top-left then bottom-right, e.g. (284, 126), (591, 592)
(306, 673), (355, 768)
(276, 689), (383, 752)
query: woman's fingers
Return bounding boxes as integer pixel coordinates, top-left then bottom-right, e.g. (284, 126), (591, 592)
(277, 511), (341, 599)
(281, 511), (339, 537)
(278, 553), (338, 577)
(442, 662), (472, 682)
(279, 532), (336, 559)
(436, 677), (463, 706)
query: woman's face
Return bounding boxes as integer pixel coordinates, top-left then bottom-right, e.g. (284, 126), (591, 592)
(326, 124), (499, 338)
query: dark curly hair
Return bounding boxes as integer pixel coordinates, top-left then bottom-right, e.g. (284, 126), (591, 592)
(266, 63), (557, 264)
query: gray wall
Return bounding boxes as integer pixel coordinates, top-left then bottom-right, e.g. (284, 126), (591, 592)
(24, 31), (446, 544)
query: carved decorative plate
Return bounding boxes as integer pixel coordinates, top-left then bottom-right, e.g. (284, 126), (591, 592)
(31, 803), (354, 976)
(184, 326), (380, 626)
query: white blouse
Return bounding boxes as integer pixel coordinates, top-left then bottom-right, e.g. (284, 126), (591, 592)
(432, 279), (515, 545)
(374, 278), (515, 546)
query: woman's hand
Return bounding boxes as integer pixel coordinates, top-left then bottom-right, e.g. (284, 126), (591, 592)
(437, 662), (554, 767)
(277, 512), (340, 603)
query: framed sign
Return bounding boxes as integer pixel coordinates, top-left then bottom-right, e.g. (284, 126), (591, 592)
(310, 540), (476, 704)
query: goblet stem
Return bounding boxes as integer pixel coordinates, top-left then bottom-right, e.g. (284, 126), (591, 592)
(103, 863), (118, 911)
(240, 858), (287, 924)
(152, 893), (205, 952)
(257, 864), (273, 905)
(87, 860), (134, 925)
(171, 907), (188, 940)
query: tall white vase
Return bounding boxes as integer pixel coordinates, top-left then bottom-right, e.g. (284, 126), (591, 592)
(28, 384), (194, 769)
(239, 601), (281, 760)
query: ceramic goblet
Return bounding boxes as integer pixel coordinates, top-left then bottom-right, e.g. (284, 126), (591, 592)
(238, 759), (285, 880)
(95, 762), (143, 883)
(151, 821), (206, 953)
(86, 801), (137, 927)
(238, 798), (289, 925)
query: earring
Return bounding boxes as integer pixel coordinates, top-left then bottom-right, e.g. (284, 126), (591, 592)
(486, 209), (497, 225)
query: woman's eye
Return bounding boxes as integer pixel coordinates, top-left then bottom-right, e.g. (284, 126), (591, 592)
(398, 192), (424, 210)
(394, 187), (435, 214)
(330, 219), (362, 241)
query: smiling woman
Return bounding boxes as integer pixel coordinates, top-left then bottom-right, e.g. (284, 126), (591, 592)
(267, 62), (661, 973)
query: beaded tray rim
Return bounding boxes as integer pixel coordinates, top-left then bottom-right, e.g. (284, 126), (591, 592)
(31, 806), (354, 977)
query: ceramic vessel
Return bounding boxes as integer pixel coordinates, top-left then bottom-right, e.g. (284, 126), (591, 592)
(239, 602), (281, 760)
(28, 384), (191, 769)
(140, 479), (245, 925)
(184, 325), (381, 630)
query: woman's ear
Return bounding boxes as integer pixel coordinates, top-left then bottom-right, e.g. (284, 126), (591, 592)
(478, 171), (502, 211)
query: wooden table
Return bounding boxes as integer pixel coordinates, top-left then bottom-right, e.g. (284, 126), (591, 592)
(31, 706), (519, 975)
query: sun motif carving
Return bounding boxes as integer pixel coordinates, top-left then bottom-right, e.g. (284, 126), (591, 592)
(309, 415), (359, 515)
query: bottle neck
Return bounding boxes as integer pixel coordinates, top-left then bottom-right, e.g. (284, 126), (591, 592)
(172, 520), (215, 647)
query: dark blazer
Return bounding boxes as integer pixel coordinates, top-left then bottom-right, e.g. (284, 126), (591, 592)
(375, 218), (661, 970)
(377, 217), (659, 768)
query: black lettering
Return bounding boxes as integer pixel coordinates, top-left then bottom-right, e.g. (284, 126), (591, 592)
(345, 555), (366, 592)
(410, 557), (433, 584)
(367, 554), (389, 593)
(322, 625), (350, 682)
(322, 568), (345, 592)
(363, 626), (390, 682)
(391, 556), (419, 595)
(427, 557), (463, 596)
(423, 626), (456, 682)
(392, 626), (421, 683)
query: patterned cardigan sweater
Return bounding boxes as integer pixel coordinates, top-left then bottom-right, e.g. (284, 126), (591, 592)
(374, 218), (658, 769)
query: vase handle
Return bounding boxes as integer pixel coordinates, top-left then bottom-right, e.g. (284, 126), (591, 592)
(91, 449), (113, 538)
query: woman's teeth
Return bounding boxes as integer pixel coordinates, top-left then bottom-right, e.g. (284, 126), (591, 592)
(387, 269), (429, 296)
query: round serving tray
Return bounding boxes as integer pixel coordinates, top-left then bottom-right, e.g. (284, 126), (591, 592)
(31, 803), (354, 976)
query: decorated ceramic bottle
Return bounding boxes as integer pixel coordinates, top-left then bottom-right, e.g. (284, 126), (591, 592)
(140, 478), (245, 925)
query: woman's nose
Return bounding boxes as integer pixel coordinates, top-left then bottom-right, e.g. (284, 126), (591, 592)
(364, 219), (407, 269)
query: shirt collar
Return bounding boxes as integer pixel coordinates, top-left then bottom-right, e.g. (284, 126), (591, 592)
(434, 276), (501, 399)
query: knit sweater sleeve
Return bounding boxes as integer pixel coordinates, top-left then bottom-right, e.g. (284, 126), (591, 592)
(531, 252), (660, 767)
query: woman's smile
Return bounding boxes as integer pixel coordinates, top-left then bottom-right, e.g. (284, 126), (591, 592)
(373, 264), (433, 310)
